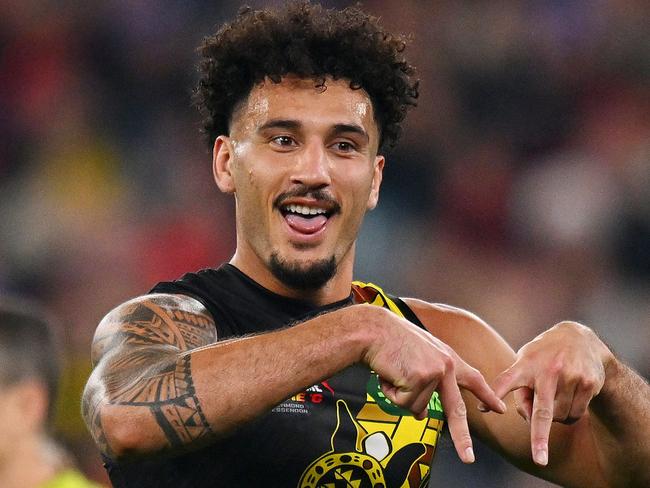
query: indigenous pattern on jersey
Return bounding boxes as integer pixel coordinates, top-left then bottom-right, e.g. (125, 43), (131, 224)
(298, 281), (444, 488)
(104, 264), (444, 488)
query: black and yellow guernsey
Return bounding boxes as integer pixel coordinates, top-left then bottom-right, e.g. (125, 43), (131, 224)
(105, 264), (444, 488)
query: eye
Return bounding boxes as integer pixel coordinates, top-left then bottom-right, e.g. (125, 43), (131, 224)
(270, 135), (297, 148)
(331, 141), (356, 153)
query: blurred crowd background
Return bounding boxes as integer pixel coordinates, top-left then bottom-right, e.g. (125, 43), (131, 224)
(1, 0), (648, 485)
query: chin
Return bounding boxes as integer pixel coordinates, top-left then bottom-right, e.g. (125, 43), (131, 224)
(269, 252), (337, 291)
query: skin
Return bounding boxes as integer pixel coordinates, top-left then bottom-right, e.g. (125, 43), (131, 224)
(213, 76), (384, 303)
(83, 76), (650, 487)
(0, 380), (68, 488)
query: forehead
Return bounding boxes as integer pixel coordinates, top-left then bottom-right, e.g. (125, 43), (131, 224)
(231, 77), (378, 138)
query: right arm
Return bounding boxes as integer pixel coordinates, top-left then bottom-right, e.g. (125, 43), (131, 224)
(82, 293), (503, 461)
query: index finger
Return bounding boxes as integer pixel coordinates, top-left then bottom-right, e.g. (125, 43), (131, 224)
(530, 374), (558, 466)
(438, 372), (475, 464)
(458, 364), (507, 414)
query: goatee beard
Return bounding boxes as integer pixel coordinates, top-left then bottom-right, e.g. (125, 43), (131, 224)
(269, 253), (337, 291)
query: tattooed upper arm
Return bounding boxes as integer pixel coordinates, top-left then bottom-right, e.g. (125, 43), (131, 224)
(91, 293), (217, 365)
(83, 294), (218, 457)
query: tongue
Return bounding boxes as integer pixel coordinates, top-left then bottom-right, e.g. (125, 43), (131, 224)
(285, 214), (327, 234)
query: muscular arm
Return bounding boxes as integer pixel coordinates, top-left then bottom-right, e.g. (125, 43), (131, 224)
(83, 293), (506, 463)
(82, 293), (370, 459)
(405, 298), (650, 487)
(588, 359), (650, 486)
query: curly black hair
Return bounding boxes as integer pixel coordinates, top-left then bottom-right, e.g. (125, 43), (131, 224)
(194, 1), (418, 152)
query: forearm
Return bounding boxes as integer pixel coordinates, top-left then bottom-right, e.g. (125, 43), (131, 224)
(589, 359), (650, 486)
(85, 304), (373, 459)
(191, 311), (367, 430)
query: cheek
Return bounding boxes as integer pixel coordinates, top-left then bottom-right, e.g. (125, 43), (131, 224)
(345, 172), (376, 209)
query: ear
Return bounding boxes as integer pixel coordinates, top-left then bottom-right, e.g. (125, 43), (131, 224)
(367, 155), (384, 210)
(212, 135), (236, 194)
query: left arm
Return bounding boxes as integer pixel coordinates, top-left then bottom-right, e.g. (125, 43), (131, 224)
(585, 355), (650, 486)
(492, 321), (650, 487)
(404, 298), (650, 487)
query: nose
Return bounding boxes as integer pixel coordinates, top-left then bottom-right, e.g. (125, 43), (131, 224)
(290, 139), (331, 188)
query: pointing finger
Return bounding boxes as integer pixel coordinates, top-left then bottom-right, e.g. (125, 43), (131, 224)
(530, 373), (558, 466)
(458, 364), (506, 414)
(439, 373), (475, 464)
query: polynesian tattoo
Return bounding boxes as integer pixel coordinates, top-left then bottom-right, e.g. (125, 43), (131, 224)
(82, 296), (218, 454)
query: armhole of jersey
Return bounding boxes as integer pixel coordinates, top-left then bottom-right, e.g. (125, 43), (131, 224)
(148, 285), (222, 335)
(387, 294), (426, 330)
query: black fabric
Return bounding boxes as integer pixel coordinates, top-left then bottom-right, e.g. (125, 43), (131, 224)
(104, 264), (441, 487)
(388, 294), (426, 329)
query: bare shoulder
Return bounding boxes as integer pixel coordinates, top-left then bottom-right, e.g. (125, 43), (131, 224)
(401, 297), (515, 372)
(91, 293), (218, 365)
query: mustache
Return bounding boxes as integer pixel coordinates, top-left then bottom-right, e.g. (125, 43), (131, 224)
(274, 186), (341, 214)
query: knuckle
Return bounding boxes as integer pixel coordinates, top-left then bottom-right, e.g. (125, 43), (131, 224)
(450, 402), (468, 419)
(533, 407), (553, 421)
(441, 353), (455, 372)
(411, 371), (429, 388)
(556, 320), (582, 331)
(556, 320), (575, 328)
(547, 358), (564, 376)
(579, 376), (597, 392)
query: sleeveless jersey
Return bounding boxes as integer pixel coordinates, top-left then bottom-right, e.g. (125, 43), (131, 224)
(104, 264), (444, 487)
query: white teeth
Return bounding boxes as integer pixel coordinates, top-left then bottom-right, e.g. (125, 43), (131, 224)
(285, 204), (327, 216)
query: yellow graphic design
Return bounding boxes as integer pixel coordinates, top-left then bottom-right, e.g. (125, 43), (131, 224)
(298, 282), (445, 488)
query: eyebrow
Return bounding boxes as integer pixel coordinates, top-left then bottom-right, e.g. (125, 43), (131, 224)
(256, 119), (369, 142)
(330, 123), (369, 142)
(257, 119), (302, 133)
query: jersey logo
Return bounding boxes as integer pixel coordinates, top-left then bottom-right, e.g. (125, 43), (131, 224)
(273, 381), (336, 415)
(298, 282), (445, 488)
(299, 400), (433, 488)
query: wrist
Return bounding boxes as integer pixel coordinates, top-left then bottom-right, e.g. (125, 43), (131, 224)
(335, 304), (387, 364)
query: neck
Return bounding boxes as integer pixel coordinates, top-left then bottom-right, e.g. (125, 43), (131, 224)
(230, 245), (356, 306)
(0, 435), (66, 488)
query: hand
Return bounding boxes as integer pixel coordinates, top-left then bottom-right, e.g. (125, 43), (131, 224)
(490, 321), (614, 466)
(361, 306), (507, 464)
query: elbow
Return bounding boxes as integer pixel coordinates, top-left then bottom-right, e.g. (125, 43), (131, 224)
(99, 404), (164, 460)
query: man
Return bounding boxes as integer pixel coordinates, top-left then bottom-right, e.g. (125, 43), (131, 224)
(82, 3), (650, 487)
(0, 298), (102, 488)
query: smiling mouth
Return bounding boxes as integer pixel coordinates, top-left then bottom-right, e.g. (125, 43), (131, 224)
(279, 203), (338, 235)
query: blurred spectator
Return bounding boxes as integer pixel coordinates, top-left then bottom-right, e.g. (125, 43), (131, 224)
(0, 297), (103, 487)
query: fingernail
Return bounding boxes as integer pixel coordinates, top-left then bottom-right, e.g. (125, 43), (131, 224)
(498, 400), (507, 413)
(465, 447), (475, 463)
(534, 449), (548, 466)
(477, 403), (488, 412)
